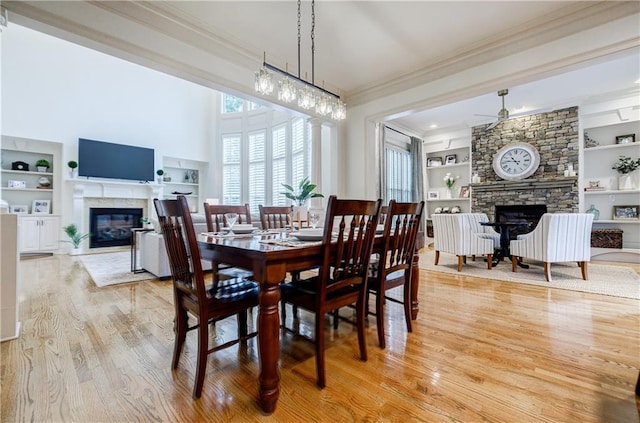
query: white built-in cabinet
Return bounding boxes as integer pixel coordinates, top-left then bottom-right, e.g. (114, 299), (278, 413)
(423, 132), (471, 219)
(580, 118), (640, 252)
(1, 136), (63, 253)
(161, 157), (206, 213)
(19, 215), (61, 252)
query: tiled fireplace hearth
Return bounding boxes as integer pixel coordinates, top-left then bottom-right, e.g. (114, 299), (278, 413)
(69, 180), (160, 253)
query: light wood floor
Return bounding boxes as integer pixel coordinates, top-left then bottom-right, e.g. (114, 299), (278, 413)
(1, 253), (639, 422)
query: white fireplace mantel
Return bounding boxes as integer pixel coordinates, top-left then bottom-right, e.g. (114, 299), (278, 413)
(67, 178), (162, 253)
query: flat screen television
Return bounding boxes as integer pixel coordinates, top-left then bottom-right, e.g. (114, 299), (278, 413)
(78, 138), (155, 182)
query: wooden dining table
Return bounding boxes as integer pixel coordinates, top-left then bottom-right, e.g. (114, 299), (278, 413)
(197, 229), (423, 414)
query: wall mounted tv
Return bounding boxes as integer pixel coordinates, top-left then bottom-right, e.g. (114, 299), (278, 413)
(78, 138), (155, 182)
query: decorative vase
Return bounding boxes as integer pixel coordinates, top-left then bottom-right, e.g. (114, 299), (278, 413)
(618, 174), (633, 190)
(69, 247), (81, 256)
(69, 170), (78, 179)
(38, 176), (51, 188)
(445, 188), (453, 199)
(585, 204), (600, 221)
(37, 166), (48, 173)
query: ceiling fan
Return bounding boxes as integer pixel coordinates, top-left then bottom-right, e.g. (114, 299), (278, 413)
(480, 89), (510, 130)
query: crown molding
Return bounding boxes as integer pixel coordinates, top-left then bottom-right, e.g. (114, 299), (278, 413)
(347, 2), (640, 105)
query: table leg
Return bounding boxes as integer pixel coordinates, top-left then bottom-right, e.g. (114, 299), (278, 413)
(410, 250), (420, 320)
(257, 273), (282, 413)
(130, 231), (135, 272)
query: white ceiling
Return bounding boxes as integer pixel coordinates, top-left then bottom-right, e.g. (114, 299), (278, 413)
(390, 50), (640, 134)
(5, 1), (640, 135)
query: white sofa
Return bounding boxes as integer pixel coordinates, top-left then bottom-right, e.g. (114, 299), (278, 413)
(139, 214), (211, 278)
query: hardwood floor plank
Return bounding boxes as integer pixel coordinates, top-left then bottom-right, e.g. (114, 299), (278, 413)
(1, 253), (638, 422)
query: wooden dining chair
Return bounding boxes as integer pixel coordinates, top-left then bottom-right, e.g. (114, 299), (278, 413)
(154, 196), (258, 399)
(280, 195), (382, 388)
(367, 200), (424, 349)
(203, 203), (253, 232)
(259, 205), (293, 229)
(203, 203), (253, 282)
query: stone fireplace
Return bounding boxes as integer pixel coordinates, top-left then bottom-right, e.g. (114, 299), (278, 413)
(470, 106), (579, 219)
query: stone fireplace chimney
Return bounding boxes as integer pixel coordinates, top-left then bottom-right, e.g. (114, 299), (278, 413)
(470, 106), (579, 218)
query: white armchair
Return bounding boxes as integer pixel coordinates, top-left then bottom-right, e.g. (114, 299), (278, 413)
(509, 213), (594, 281)
(432, 213), (496, 271)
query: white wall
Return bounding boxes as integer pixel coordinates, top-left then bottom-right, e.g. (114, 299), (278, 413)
(2, 24), (216, 165)
(1, 24), (221, 226)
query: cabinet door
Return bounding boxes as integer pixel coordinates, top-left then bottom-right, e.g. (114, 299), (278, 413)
(39, 216), (60, 250)
(19, 217), (41, 252)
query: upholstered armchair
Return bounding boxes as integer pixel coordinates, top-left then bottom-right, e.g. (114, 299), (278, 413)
(432, 213), (496, 271)
(509, 213), (594, 281)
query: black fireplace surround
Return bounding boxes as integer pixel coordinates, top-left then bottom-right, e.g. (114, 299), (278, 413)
(89, 207), (143, 248)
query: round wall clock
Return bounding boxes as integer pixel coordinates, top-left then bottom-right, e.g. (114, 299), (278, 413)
(492, 142), (540, 181)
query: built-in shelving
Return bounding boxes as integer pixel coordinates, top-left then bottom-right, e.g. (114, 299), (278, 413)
(1, 136), (63, 253)
(423, 135), (471, 218)
(161, 157), (207, 213)
(581, 116), (640, 253)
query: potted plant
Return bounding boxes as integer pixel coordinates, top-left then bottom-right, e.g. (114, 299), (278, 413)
(156, 169), (164, 184)
(35, 159), (50, 172)
(61, 223), (90, 255)
(68, 160), (78, 178)
(281, 177), (324, 206)
(281, 177), (324, 223)
(611, 155), (640, 190)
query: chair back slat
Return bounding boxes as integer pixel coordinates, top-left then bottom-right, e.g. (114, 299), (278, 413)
(259, 205), (293, 229)
(155, 196), (207, 304)
(383, 200), (424, 273)
(203, 203), (252, 232)
(320, 196), (382, 297)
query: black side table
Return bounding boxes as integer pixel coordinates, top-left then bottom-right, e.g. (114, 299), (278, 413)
(130, 227), (154, 273)
(480, 221), (531, 267)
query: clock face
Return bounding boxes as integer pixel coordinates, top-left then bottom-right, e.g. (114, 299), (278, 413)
(492, 143), (540, 181)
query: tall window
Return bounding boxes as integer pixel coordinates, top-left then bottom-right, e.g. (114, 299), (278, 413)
(248, 130), (266, 211)
(221, 109), (311, 212)
(222, 134), (241, 204)
(272, 125), (287, 206)
(222, 94), (243, 113)
(385, 145), (413, 202)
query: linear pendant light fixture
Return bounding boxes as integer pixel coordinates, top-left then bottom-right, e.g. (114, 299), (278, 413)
(254, 0), (346, 120)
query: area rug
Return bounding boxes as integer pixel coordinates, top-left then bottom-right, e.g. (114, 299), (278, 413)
(79, 251), (157, 288)
(418, 251), (640, 300)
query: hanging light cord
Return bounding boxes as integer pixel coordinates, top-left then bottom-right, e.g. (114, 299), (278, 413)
(297, 0), (301, 78)
(311, 0), (315, 85)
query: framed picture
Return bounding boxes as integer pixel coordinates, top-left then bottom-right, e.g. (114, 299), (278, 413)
(7, 180), (26, 188)
(427, 157), (443, 167)
(615, 134), (635, 144)
(427, 191), (440, 200)
(9, 205), (28, 214)
(613, 205), (639, 220)
(445, 154), (457, 165)
(459, 185), (470, 198)
(32, 199), (51, 214)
